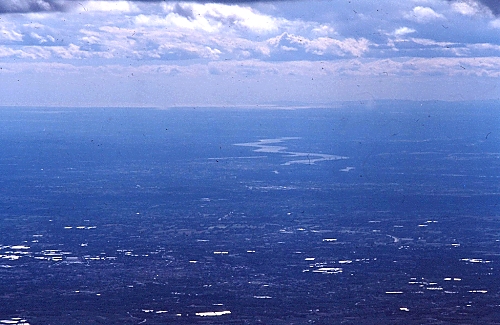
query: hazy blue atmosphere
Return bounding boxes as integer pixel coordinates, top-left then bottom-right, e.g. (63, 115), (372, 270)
(0, 1), (500, 324)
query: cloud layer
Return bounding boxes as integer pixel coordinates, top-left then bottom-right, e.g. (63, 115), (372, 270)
(0, 0), (294, 13)
(2, 1), (499, 60)
(0, 0), (499, 16)
(0, 0), (499, 106)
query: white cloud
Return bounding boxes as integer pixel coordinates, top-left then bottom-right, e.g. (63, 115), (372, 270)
(281, 45), (298, 51)
(490, 19), (500, 28)
(135, 12), (216, 32)
(406, 6), (445, 22)
(158, 43), (222, 60)
(311, 24), (335, 37)
(0, 22), (23, 41)
(80, 29), (101, 45)
(29, 32), (48, 43)
(409, 38), (455, 47)
(78, 1), (139, 13)
(332, 38), (371, 57)
(451, 2), (480, 16)
(0, 42), (117, 60)
(268, 33), (370, 57)
(153, 2), (282, 34)
(0, 45), (51, 59)
(210, 36), (270, 57)
(468, 43), (500, 52)
(393, 27), (416, 36)
(0, 0), (499, 104)
(203, 3), (280, 34)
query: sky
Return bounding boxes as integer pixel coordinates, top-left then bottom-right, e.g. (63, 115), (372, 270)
(0, 0), (499, 107)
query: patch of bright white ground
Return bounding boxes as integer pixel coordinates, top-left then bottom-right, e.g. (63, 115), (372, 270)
(339, 167), (355, 172)
(10, 246), (30, 250)
(0, 319), (29, 324)
(312, 267), (343, 274)
(399, 307), (410, 312)
(461, 258), (491, 263)
(418, 220), (437, 227)
(64, 226), (96, 230)
(196, 311), (231, 317)
(0, 245), (31, 261)
(426, 287), (443, 291)
(142, 310), (168, 314)
(387, 235), (400, 243)
(0, 254), (21, 260)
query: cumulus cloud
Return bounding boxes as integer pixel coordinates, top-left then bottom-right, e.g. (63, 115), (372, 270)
(161, 2), (282, 34)
(450, 1), (482, 15)
(393, 27), (416, 36)
(0, 23), (23, 41)
(78, 1), (139, 12)
(490, 18), (500, 28)
(406, 6), (445, 22)
(267, 32), (370, 57)
(409, 37), (456, 47)
(2, 0), (500, 63)
(133, 2), (284, 34)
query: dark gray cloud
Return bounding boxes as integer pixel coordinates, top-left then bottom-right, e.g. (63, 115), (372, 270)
(128, 0), (291, 2)
(446, 0), (500, 16)
(476, 0), (500, 15)
(0, 0), (73, 13)
(0, 0), (290, 13)
(2, 0), (499, 18)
